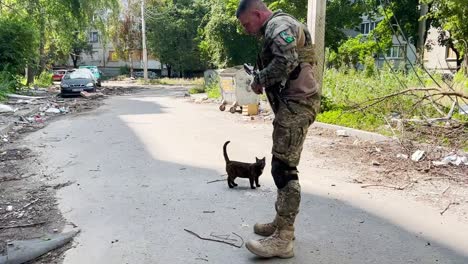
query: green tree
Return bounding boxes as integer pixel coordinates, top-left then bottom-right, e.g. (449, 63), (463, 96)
(425, 0), (468, 73)
(198, 0), (259, 68)
(147, 0), (209, 76)
(0, 16), (38, 73)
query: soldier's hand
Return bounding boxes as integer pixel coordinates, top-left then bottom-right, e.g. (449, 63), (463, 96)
(251, 81), (263, 95)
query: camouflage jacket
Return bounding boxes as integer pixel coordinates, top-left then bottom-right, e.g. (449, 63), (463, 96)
(255, 11), (318, 99)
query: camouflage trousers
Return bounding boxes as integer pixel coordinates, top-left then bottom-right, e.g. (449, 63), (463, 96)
(270, 93), (320, 226)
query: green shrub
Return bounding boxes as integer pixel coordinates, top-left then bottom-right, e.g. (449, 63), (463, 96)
(188, 85), (205, 94)
(205, 81), (221, 99)
(33, 71), (53, 88)
(119, 66), (130, 75)
(0, 70), (19, 100)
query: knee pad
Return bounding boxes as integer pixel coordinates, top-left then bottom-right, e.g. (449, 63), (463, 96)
(271, 156), (299, 189)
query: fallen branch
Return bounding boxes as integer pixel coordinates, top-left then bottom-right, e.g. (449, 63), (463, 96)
(206, 179), (225, 184)
(0, 221), (46, 230)
(184, 229), (243, 248)
(210, 232), (238, 242)
(441, 186), (451, 195)
(21, 199), (39, 210)
(440, 202), (460, 216)
(232, 232), (245, 248)
(361, 182), (413, 190)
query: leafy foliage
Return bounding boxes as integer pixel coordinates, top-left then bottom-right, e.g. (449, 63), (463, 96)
(0, 17), (37, 73)
(147, 0), (209, 76)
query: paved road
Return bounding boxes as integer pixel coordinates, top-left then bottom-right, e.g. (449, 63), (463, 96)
(24, 87), (468, 263)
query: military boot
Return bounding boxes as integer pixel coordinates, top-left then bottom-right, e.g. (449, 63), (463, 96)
(253, 214), (278, 236)
(246, 181), (300, 258)
(246, 216), (295, 258)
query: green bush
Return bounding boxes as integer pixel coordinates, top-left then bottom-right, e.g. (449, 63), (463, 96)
(188, 85), (205, 94)
(33, 71), (53, 88)
(0, 70), (19, 100)
(119, 66), (130, 75)
(205, 81), (221, 99)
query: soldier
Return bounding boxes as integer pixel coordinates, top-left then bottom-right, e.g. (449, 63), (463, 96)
(236, 0), (321, 258)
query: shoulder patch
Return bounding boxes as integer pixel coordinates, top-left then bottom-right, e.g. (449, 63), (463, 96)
(280, 31), (295, 44)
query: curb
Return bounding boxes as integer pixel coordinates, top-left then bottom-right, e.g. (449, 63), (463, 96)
(313, 122), (392, 142)
(0, 105), (41, 136)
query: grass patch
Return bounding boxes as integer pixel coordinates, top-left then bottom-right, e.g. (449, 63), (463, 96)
(188, 85), (205, 94)
(318, 68), (468, 148)
(205, 81), (221, 99)
(317, 108), (385, 131)
(33, 71), (53, 88)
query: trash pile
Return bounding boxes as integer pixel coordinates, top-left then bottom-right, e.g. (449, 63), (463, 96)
(1, 90), (105, 144)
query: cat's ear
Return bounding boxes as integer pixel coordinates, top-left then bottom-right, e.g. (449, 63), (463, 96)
(256, 157), (260, 161)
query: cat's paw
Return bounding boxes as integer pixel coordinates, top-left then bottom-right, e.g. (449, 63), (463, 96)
(251, 186), (256, 189)
(256, 184), (261, 187)
(234, 183), (238, 186)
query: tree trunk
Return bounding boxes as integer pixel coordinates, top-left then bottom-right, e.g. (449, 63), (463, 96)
(70, 53), (79, 68)
(463, 54), (468, 76)
(38, 8), (46, 72)
(167, 64), (172, 78)
(25, 65), (35, 86)
(129, 51), (134, 77)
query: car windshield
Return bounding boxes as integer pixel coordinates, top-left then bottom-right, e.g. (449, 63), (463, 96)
(81, 67), (98, 73)
(64, 71), (91, 79)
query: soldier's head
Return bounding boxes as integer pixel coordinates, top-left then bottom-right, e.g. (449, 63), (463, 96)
(236, 0), (272, 36)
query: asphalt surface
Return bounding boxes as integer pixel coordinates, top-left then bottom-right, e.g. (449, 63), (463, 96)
(23, 87), (468, 264)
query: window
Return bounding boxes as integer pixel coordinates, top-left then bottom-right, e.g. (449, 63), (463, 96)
(446, 47), (457, 60)
(361, 21), (377, 35)
(386, 46), (404, 58)
(89, 32), (99, 43)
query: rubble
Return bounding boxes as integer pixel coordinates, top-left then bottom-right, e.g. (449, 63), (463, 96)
(396, 153), (409, 160)
(0, 104), (16, 113)
(433, 154), (468, 167)
(80, 91), (104, 99)
(45, 107), (61, 114)
(336, 129), (350, 137)
(411, 150), (425, 162)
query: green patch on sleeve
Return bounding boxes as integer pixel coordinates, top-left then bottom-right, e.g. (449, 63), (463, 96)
(280, 31), (295, 44)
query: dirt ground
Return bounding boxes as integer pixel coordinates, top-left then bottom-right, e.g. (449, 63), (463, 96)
(0, 83), (143, 263)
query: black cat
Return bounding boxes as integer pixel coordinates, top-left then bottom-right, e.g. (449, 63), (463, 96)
(223, 141), (266, 189)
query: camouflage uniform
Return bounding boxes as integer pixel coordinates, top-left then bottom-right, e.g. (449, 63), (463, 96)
(246, 10), (320, 258)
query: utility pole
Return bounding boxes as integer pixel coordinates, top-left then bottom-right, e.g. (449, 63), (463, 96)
(141, 0), (148, 81)
(417, 3), (428, 65)
(307, 0), (326, 93)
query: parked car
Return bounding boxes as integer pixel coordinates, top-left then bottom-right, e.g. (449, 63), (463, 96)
(52, 69), (68, 81)
(60, 69), (97, 96)
(79, 66), (103, 86)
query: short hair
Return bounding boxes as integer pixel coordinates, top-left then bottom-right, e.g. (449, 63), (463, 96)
(236, 0), (268, 18)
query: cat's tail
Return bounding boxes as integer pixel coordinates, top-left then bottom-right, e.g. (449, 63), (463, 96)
(223, 141), (231, 162)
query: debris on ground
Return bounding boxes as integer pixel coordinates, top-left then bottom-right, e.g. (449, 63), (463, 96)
(336, 129), (350, 137)
(0, 230), (80, 264)
(80, 91), (105, 99)
(184, 229), (244, 248)
(0, 104), (17, 113)
(411, 150), (425, 162)
(433, 154), (468, 167)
